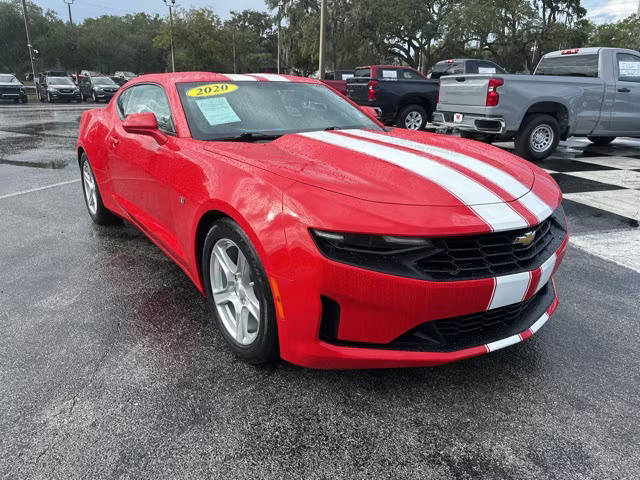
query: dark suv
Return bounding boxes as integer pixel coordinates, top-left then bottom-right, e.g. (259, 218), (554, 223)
(36, 73), (80, 103)
(78, 75), (120, 102)
(0, 74), (28, 103)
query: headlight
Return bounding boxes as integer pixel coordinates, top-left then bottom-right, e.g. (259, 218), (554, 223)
(310, 229), (440, 278)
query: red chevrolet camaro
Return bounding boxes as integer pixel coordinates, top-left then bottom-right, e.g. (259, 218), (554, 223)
(76, 72), (568, 369)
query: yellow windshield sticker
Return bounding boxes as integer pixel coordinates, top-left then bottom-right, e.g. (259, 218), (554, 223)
(187, 83), (238, 97)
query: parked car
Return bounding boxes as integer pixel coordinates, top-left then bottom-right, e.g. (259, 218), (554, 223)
(76, 71), (567, 369)
(78, 75), (120, 102)
(319, 69), (354, 95)
(346, 65), (438, 130)
(36, 73), (80, 103)
(0, 73), (28, 103)
(433, 47), (640, 160)
(112, 71), (137, 86)
(429, 59), (506, 79)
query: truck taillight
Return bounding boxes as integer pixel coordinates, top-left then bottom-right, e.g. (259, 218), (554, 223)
(368, 80), (378, 101)
(486, 77), (503, 107)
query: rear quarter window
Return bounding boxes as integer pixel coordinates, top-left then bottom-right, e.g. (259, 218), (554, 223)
(535, 54), (599, 78)
(617, 53), (640, 83)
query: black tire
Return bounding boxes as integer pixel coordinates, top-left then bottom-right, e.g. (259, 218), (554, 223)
(514, 114), (560, 161)
(79, 153), (121, 226)
(202, 218), (279, 364)
(587, 136), (615, 145)
(14, 98), (19, 104)
(21, 97), (28, 104)
(397, 104), (428, 130)
(39, 91), (45, 103)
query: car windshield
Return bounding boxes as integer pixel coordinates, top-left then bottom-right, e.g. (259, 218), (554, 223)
(177, 81), (383, 141)
(94, 77), (116, 85)
(0, 75), (19, 83)
(48, 77), (74, 85)
(122, 72), (135, 77)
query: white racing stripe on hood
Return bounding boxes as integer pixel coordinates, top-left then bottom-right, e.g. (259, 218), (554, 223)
(299, 131), (529, 231)
(223, 74), (258, 81)
(250, 73), (290, 81)
(346, 129), (553, 223)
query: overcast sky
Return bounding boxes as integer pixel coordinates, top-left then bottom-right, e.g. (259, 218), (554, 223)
(36, 0), (638, 24)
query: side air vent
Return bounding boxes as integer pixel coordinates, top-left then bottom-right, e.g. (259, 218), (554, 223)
(319, 296), (341, 341)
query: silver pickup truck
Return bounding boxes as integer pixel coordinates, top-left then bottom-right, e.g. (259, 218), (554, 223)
(433, 47), (640, 160)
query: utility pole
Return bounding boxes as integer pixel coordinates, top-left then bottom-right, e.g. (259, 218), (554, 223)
(20, 0), (36, 83)
(163, 0), (176, 72)
(64, 0), (74, 25)
(318, 0), (327, 79)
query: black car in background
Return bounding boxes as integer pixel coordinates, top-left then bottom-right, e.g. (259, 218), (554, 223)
(36, 73), (80, 103)
(0, 74), (28, 103)
(78, 75), (120, 102)
(111, 71), (137, 86)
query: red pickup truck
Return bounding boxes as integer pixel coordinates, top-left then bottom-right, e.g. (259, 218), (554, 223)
(319, 70), (354, 95)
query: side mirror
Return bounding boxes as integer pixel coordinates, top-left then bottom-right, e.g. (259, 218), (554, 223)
(360, 105), (381, 120)
(122, 112), (167, 144)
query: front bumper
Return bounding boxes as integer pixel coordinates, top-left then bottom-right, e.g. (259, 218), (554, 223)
(0, 91), (27, 100)
(49, 91), (81, 101)
(432, 111), (506, 135)
(276, 226), (568, 369)
(94, 91), (116, 100)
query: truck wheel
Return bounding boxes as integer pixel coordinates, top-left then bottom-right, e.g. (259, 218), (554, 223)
(398, 105), (427, 130)
(587, 136), (615, 146)
(515, 114), (560, 161)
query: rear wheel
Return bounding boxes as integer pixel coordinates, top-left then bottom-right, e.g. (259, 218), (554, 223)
(397, 104), (428, 130)
(80, 153), (121, 225)
(202, 218), (279, 364)
(587, 136), (615, 145)
(515, 114), (560, 161)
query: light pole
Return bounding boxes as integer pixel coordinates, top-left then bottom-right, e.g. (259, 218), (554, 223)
(163, 0), (176, 72)
(318, 0), (327, 80)
(20, 0), (37, 83)
(63, 0), (74, 25)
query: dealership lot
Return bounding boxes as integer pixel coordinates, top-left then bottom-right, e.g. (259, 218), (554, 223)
(1, 104), (639, 479)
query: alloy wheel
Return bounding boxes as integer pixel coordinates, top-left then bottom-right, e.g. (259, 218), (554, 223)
(530, 124), (554, 153)
(82, 160), (98, 215)
(210, 238), (261, 346)
(404, 111), (423, 130)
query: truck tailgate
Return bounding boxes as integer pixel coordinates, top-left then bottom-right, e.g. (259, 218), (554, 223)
(346, 77), (370, 103)
(438, 75), (491, 107)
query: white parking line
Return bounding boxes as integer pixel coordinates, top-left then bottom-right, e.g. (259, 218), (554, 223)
(570, 229), (640, 274)
(0, 179), (80, 200)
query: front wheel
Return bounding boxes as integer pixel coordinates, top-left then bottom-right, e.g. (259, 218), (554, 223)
(397, 104), (428, 130)
(587, 136), (615, 145)
(80, 153), (121, 225)
(515, 114), (560, 161)
(202, 218), (279, 364)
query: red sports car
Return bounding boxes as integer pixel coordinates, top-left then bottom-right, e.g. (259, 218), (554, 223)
(76, 72), (568, 369)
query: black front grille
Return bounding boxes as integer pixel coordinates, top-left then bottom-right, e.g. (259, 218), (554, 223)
(0, 87), (20, 94)
(416, 213), (564, 281)
(323, 282), (555, 353)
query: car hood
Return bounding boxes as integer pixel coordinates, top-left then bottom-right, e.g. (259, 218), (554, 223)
(0, 82), (22, 87)
(203, 128), (537, 207)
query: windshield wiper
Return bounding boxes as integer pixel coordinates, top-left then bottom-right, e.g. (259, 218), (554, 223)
(215, 132), (283, 142)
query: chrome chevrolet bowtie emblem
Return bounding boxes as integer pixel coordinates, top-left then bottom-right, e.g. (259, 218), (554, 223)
(513, 231), (536, 246)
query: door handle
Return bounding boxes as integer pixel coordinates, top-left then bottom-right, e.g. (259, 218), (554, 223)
(618, 88), (631, 93)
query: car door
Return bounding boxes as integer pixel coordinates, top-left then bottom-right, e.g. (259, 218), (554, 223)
(612, 52), (640, 134)
(108, 83), (183, 256)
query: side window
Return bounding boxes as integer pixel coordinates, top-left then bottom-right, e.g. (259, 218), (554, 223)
(617, 53), (640, 83)
(378, 69), (399, 80)
(466, 61), (479, 74)
(117, 88), (133, 118)
(122, 84), (174, 134)
(400, 69), (422, 79)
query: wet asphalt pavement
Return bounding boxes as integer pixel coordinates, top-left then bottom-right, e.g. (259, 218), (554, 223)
(1, 103), (639, 479)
